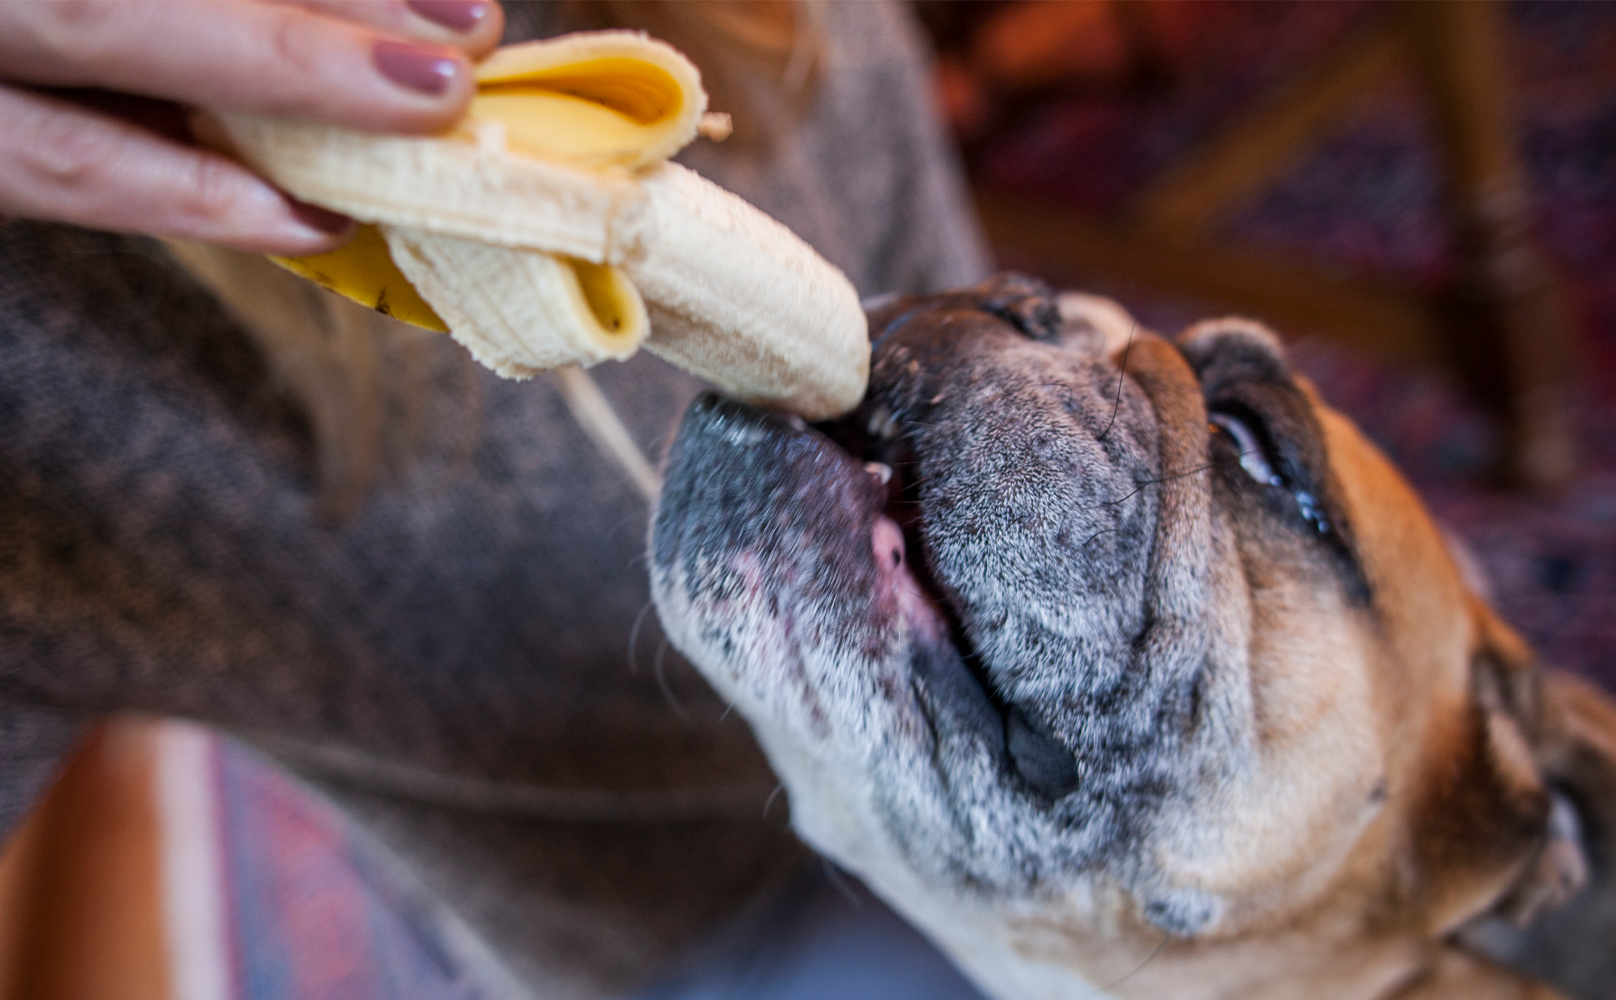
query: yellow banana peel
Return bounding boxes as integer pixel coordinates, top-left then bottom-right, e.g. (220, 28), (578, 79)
(270, 223), (447, 333)
(469, 32), (704, 170)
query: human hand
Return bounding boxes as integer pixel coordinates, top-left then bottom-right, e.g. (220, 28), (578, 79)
(0, 0), (503, 254)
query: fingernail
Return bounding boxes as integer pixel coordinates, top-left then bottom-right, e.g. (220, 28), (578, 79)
(407, 0), (491, 32)
(289, 200), (356, 237)
(373, 39), (461, 97)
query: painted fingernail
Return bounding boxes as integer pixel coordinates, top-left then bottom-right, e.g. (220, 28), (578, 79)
(289, 200), (355, 237)
(407, 0), (491, 32)
(373, 39), (461, 97)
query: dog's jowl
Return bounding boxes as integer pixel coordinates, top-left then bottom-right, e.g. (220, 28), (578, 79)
(650, 275), (1616, 1000)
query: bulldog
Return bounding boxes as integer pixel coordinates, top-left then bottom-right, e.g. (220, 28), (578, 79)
(649, 275), (1616, 1000)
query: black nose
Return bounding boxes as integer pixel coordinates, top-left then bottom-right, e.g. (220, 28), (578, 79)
(972, 272), (1062, 341)
(864, 272), (1062, 354)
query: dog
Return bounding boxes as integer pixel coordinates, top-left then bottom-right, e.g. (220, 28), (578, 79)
(649, 274), (1616, 1000)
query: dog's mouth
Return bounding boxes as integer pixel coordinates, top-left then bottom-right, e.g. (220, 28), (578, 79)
(652, 281), (1160, 804)
(813, 397), (993, 698)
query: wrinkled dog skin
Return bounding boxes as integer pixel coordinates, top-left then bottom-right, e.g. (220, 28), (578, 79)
(650, 276), (1616, 1000)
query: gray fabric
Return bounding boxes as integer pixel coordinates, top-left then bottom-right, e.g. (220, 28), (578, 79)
(0, 701), (83, 835)
(323, 779), (808, 999)
(670, 3), (992, 301)
(0, 3), (989, 997)
(635, 866), (989, 1000)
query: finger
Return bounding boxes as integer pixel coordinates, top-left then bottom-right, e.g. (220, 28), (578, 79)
(290, 1), (504, 59)
(0, 0), (474, 134)
(0, 85), (356, 255)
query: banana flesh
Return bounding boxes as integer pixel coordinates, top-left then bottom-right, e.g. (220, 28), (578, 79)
(211, 30), (868, 416)
(630, 163), (867, 420)
(384, 227), (647, 376)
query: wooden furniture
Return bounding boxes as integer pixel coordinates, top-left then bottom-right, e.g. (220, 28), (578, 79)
(973, 0), (1576, 489)
(0, 723), (172, 1000)
(0, 719), (228, 1000)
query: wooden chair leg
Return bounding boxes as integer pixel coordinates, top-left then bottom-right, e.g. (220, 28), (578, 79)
(0, 720), (215, 1000)
(1401, 0), (1577, 490)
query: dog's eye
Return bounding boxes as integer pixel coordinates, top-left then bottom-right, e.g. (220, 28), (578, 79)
(1209, 411), (1282, 487)
(1209, 406), (1336, 537)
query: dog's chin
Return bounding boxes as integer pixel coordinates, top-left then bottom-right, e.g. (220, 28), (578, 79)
(647, 388), (1002, 810)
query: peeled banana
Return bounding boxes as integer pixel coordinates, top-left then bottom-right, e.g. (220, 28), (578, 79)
(630, 163), (867, 421)
(208, 30), (868, 418)
(385, 229), (647, 377)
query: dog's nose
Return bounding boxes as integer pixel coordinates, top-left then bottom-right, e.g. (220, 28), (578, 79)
(861, 273), (1066, 424)
(865, 272), (1063, 353)
(972, 273), (1063, 341)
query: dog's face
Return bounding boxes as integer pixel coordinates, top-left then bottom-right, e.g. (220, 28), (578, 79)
(650, 276), (1588, 997)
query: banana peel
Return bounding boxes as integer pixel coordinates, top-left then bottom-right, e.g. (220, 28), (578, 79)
(270, 223), (448, 332)
(469, 32), (706, 171)
(210, 30), (867, 418)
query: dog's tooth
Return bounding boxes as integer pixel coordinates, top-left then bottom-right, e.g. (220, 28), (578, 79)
(864, 461), (893, 485)
(867, 406), (897, 440)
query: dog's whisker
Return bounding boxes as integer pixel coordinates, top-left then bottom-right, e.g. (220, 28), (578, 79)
(627, 600), (655, 674)
(762, 782), (786, 821)
(821, 858), (865, 909)
(1095, 931), (1170, 994)
(1095, 451), (1252, 509)
(653, 638), (690, 720)
(1082, 527), (1123, 548)
(1095, 321), (1136, 443)
(1039, 380), (1081, 415)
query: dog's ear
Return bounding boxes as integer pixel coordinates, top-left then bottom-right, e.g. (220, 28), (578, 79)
(1524, 670), (1616, 919)
(1407, 603), (1561, 935)
(1471, 612), (1590, 927)
(1458, 669), (1616, 997)
(1402, 597), (1590, 943)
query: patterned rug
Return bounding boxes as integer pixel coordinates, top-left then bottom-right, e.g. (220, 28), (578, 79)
(215, 740), (480, 1000)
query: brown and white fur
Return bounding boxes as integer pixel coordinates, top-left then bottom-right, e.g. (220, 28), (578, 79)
(649, 275), (1616, 1000)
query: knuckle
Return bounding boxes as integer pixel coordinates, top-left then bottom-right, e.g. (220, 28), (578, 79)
(30, 112), (123, 191)
(181, 154), (244, 222)
(33, 0), (122, 67)
(259, 8), (326, 116)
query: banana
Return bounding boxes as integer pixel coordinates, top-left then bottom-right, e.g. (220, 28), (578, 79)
(629, 163), (867, 420)
(214, 31), (700, 261)
(469, 31), (705, 171)
(383, 228), (647, 376)
(209, 30), (868, 417)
